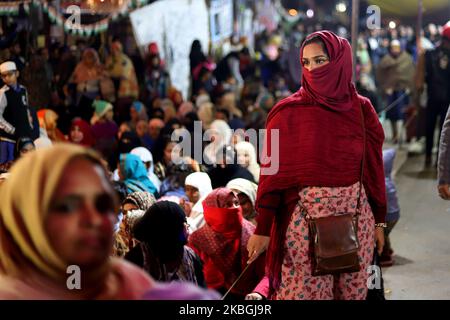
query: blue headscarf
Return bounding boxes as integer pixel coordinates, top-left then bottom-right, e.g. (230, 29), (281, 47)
(119, 153), (157, 195)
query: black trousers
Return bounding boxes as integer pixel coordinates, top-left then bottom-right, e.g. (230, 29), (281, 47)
(425, 100), (450, 158)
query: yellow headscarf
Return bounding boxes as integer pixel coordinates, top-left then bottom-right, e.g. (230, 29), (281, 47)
(0, 143), (103, 280)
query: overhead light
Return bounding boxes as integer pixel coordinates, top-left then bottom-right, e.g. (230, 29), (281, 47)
(306, 9), (314, 18)
(389, 21), (396, 29)
(288, 9), (298, 16)
(336, 2), (347, 13)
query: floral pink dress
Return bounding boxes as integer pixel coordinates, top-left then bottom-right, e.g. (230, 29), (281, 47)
(273, 182), (375, 300)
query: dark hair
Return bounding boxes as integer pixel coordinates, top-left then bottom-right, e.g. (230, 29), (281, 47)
(112, 181), (128, 203)
(15, 137), (34, 158)
(303, 36), (329, 57)
(216, 108), (230, 120)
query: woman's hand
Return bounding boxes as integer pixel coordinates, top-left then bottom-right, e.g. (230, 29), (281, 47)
(375, 226), (385, 256)
(245, 292), (263, 300)
(247, 234), (270, 264)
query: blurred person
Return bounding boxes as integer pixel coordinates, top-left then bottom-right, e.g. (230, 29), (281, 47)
(235, 141), (260, 183)
(36, 109), (66, 143)
(0, 144), (155, 299)
(177, 101), (195, 122)
(416, 21), (450, 168)
(69, 118), (95, 148)
(135, 120), (153, 151)
(129, 101), (148, 131)
(118, 153), (157, 195)
(380, 148), (400, 267)
(0, 61), (38, 163)
(161, 98), (177, 123)
(130, 146), (161, 192)
(189, 40), (207, 78)
(438, 106), (450, 200)
(226, 178), (258, 226)
(182, 172), (213, 233)
(14, 136), (35, 159)
(114, 191), (156, 257)
(148, 118), (165, 142)
(204, 119), (232, 165)
(197, 101), (214, 130)
(208, 145), (255, 188)
(106, 40), (139, 124)
(117, 122), (131, 140)
(126, 201), (205, 286)
(188, 188), (265, 300)
(67, 48), (104, 122)
(245, 91), (273, 131)
(90, 100), (118, 168)
(376, 39), (415, 143)
(145, 52), (171, 102)
(168, 86), (184, 110)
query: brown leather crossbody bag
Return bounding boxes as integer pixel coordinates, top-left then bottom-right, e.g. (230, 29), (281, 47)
(302, 103), (366, 276)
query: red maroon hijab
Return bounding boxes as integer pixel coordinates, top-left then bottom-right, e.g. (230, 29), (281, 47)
(69, 118), (95, 147)
(256, 31), (386, 294)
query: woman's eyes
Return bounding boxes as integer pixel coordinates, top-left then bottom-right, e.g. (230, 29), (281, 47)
(51, 199), (79, 214)
(302, 58), (328, 66)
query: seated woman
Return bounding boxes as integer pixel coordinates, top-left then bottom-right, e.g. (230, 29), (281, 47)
(125, 201), (205, 287)
(226, 178), (258, 226)
(183, 172), (213, 233)
(188, 188), (265, 300)
(235, 141), (260, 183)
(118, 153), (157, 196)
(69, 118), (95, 148)
(113, 191), (156, 257)
(0, 143), (154, 299)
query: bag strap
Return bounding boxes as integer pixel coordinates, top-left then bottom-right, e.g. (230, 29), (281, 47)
(356, 101), (366, 214)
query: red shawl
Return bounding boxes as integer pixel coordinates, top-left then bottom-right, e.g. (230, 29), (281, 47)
(255, 31), (387, 295)
(188, 188), (265, 296)
(70, 118), (96, 147)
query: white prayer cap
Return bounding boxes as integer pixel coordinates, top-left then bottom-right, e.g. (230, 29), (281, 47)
(390, 39), (401, 48)
(0, 61), (17, 74)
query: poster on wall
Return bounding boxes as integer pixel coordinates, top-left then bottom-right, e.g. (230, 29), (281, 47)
(129, 0), (210, 100)
(210, 0), (234, 44)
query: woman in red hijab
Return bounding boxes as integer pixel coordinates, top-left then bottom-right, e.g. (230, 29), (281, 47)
(69, 118), (95, 148)
(188, 188), (265, 300)
(246, 31), (386, 300)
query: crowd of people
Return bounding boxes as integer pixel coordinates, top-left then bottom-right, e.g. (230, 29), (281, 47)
(0, 15), (449, 300)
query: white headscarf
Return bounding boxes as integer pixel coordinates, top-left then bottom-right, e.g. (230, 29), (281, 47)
(226, 178), (258, 206)
(184, 172), (213, 233)
(235, 141), (260, 183)
(204, 120), (232, 164)
(184, 172), (213, 198)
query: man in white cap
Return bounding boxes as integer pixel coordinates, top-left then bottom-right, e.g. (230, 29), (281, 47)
(0, 61), (38, 164)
